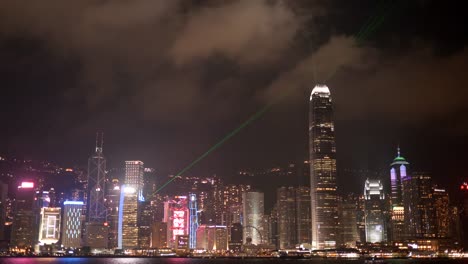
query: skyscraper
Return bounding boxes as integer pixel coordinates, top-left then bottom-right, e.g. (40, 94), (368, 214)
(242, 191), (264, 245)
(38, 207), (61, 245)
(119, 161), (145, 249)
(87, 134), (107, 223)
(62, 201), (84, 248)
(389, 147), (409, 241)
(309, 84), (339, 249)
(85, 134), (108, 249)
(364, 179), (386, 243)
(10, 181), (37, 250)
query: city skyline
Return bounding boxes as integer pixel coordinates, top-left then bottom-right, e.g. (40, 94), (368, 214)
(0, 0), (467, 258)
(0, 1), (467, 197)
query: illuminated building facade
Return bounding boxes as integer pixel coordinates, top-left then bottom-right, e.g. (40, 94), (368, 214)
(62, 201), (83, 248)
(10, 181), (37, 249)
(364, 179), (386, 243)
(188, 193), (198, 249)
(105, 179), (120, 249)
(433, 188), (450, 238)
(196, 225), (228, 251)
(164, 196), (188, 248)
(242, 191), (264, 245)
(222, 184), (251, 228)
(389, 148), (409, 241)
(277, 186), (312, 248)
(402, 172), (434, 238)
(124, 161), (145, 201)
(339, 194), (360, 247)
(87, 135), (107, 223)
(119, 186), (139, 249)
(309, 84), (339, 249)
(38, 207), (61, 245)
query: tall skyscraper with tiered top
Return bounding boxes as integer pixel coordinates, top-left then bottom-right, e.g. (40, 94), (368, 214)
(389, 147), (409, 241)
(309, 84), (339, 249)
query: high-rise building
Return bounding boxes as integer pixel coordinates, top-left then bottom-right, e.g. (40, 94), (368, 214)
(433, 188), (450, 238)
(196, 225), (228, 251)
(151, 222), (167, 248)
(138, 200), (152, 248)
(242, 191), (264, 245)
(38, 207), (61, 245)
(276, 186), (311, 249)
(389, 148), (409, 241)
(164, 196), (189, 248)
(62, 201), (84, 248)
(119, 161), (145, 249)
(339, 194), (360, 247)
(364, 179), (386, 243)
(295, 186), (312, 246)
(402, 172), (434, 238)
(229, 222), (243, 252)
(105, 179), (121, 249)
(87, 134), (107, 223)
(124, 161), (145, 201)
(119, 186), (139, 249)
(188, 193), (198, 249)
(309, 84), (339, 249)
(222, 184), (251, 227)
(10, 181), (37, 250)
(277, 187), (296, 249)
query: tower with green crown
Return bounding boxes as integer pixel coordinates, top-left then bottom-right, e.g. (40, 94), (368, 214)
(389, 147), (409, 241)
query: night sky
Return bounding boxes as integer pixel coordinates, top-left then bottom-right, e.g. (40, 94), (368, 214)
(0, 0), (467, 195)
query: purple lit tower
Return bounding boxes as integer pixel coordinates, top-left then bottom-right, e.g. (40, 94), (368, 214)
(390, 147), (409, 205)
(389, 147), (409, 241)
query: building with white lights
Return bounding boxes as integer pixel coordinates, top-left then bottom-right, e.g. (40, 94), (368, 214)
(364, 179), (386, 243)
(196, 225), (228, 251)
(309, 84), (339, 249)
(38, 207), (61, 245)
(242, 191), (264, 245)
(62, 201), (84, 248)
(10, 181), (37, 250)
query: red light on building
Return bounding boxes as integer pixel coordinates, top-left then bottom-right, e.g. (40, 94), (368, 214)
(104, 222), (109, 226)
(20, 182), (34, 188)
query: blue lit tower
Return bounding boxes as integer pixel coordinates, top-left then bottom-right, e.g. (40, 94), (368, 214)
(87, 133), (107, 223)
(309, 84), (339, 249)
(189, 193), (198, 249)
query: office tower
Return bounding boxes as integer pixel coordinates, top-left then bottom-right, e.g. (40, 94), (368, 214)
(222, 184), (251, 227)
(124, 161), (145, 200)
(355, 194), (366, 243)
(309, 84), (339, 249)
(389, 147), (409, 241)
(164, 196), (189, 248)
(229, 222), (243, 252)
(277, 187), (296, 249)
(151, 222), (168, 248)
(242, 191), (264, 245)
(268, 204), (279, 248)
(119, 186), (139, 249)
(402, 172), (434, 238)
(0, 182), (7, 240)
(295, 186), (312, 246)
(138, 200), (152, 248)
(38, 207), (61, 245)
(339, 194), (360, 247)
(188, 193), (198, 249)
(62, 201), (84, 248)
(364, 179), (386, 243)
(87, 134), (107, 223)
(119, 161), (144, 249)
(433, 188), (450, 238)
(196, 225), (228, 251)
(10, 181), (37, 250)
(105, 179), (120, 249)
(85, 135), (108, 249)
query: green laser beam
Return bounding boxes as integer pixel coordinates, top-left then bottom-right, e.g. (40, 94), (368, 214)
(154, 103), (274, 194)
(355, 0), (388, 40)
(152, 1), (401, 195)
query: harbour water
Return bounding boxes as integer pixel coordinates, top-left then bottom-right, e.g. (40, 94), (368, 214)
(0, 258), (466, 264)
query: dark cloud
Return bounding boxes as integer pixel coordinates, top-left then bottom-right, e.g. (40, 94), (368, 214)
(0, 0), (467, 191)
